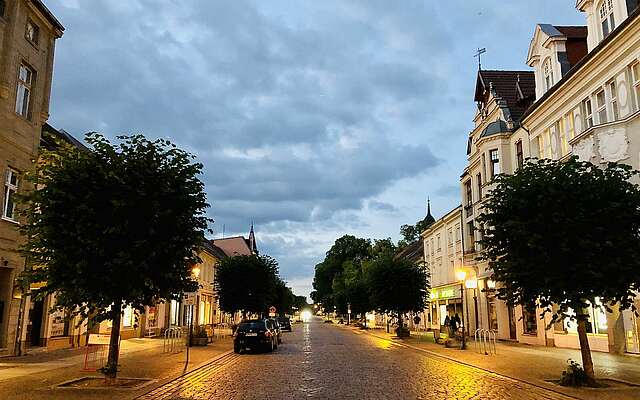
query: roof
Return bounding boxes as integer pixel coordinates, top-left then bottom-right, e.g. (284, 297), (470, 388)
(522, 5), (640, 122)
(31, 0), (65, 34)
(41, 123), (87, 151)
(555, 26), (588, 39)
(394, 239), (424, 263)
(480, 120), (509, 138)
(201, 240), (227, 259)
(474, 70), (536, 123)
(211, 236), (254, 257)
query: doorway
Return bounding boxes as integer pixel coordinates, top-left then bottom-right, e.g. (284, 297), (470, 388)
(26, 295), (44, 347)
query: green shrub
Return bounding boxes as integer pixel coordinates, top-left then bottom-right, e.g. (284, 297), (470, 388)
(559, 359), (590, 387)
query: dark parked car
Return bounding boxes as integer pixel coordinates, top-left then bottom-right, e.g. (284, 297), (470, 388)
(233, 320), (278, 353)
(268, 318), (282, 344)
(277, 316), (292, 332)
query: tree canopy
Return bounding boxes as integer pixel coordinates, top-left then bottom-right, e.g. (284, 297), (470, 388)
(215, 254), (280, 316)
(478, 157), (640, 382)
(20, 133), (209, 378)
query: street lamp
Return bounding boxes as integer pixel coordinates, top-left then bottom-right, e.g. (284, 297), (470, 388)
(455, 270), (467, 349)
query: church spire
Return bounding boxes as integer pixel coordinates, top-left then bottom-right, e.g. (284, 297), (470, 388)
(422, 196), (435, 226)
(248, 222), (257, 254)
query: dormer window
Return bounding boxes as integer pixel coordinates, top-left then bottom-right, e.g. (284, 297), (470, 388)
(599, 0), (615, 38)
(543, 58), (554, 91)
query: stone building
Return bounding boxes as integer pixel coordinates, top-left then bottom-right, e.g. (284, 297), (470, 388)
(0, 0), (63, 356)
(457, 0), (640, 354)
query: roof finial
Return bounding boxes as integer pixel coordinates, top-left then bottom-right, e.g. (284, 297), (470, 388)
(474, 47), (487, 70)
(427, 197), (432, 217)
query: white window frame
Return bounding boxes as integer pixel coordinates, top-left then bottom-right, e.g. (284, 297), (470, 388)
(582, 97), (594, 129)
(631, 62), (640, 112)
(595, 89), (607, 124)
(599, 0), (615, 39)
(543, 58), (554, 91)
(15, 64), (33, 118)
(3, 169), (19, 221)
(607, 80), (619, 121)
(489, 149), (500, 178)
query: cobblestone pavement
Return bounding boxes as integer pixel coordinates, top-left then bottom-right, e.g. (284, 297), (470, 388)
(137, 319), (576, 400)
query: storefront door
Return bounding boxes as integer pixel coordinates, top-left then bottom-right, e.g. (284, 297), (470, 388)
(27, 296), (44, 347)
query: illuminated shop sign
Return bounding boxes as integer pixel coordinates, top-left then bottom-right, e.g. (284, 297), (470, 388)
(429, 285), (461, 300)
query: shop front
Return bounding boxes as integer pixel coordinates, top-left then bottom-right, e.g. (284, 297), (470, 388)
(428, 284), (463, 339)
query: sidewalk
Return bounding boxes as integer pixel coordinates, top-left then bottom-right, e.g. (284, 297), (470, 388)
(340, 324), (640, 400)
(0, 336), (233, 400)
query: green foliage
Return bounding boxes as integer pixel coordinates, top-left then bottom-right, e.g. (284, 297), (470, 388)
(559, 359), (590, 387)
(399, 217), (433, 248)
(215, 254), (280, 315)
(20, 133), (209, 323)
(272, 278), (295, 315)
(478, 157), (640, 323)
(365, 251), (429, 316)
(312, 235), (371, 311)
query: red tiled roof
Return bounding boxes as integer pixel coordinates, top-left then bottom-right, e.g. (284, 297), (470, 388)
(475, 70), (536, 123)
(211, 236), (253, 257)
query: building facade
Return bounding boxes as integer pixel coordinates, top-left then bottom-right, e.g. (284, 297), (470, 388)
(0, 0), (63, 356)
(457, 0), (640, 354)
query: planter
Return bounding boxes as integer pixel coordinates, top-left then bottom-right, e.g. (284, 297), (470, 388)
(191, 337), (208, 346)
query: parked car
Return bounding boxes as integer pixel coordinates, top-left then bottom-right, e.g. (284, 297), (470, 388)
(268, 318), (282, 344)
(277, 316), (292, 332)
(233, 320), (278, 353)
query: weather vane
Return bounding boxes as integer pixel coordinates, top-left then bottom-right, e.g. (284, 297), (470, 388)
(474, 48), (487, 70)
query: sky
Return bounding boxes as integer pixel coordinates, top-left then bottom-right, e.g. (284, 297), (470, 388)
(45, 1), (584, 299)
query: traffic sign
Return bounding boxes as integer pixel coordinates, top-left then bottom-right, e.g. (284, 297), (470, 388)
(182, 292), (197, 306)
(269, 306), (276, 317)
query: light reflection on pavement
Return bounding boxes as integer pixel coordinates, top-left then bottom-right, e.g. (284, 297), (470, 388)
(136, 319), (574, 400)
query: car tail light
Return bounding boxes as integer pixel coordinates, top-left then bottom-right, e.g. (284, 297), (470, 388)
(265, 330), (272, 337)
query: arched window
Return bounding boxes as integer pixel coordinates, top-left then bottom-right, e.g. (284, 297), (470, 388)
(599, 0), (615, 38)
(543, 58), (554, 91)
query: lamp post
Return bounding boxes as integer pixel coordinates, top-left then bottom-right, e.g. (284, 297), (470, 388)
(455, 270), (467, 350)
(465, 278), (479, 334)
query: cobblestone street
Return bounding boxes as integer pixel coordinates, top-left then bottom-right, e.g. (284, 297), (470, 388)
(138, 319), (575, 400)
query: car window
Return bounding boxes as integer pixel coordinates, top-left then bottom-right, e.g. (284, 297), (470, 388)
(237, 321), (266, 332)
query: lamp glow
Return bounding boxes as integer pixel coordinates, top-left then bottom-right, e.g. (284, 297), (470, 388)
(301, 310), (312, 322)
(487, 280), (496, 289)
(192, 266), (201, 278)
(455, 270), (467, 281)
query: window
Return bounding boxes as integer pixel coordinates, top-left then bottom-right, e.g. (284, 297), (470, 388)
(15, 64), (34, 118)
(476, 173), (482, 200)
(25, 20), (40, 45)
(536, 135), (545, 159)
(582, 97), (593, 129)
(515, 140), (524, 168)
(565, 112), (575, 141)
(0, 0), (5, 18)
(607, 80), (619, 121)
(489, 149), (500, 178)
(3, 169), (18, 220)
(464, 180), (472, 206)
(595, 89), (607, 124)
(543, 58), (554, 91)
(558, 119), (568, 156)
(631, 63), (640, 111)
(436, 235), (441, 251)
(522, 306), (538, 335)
(599, 0), (615, 38)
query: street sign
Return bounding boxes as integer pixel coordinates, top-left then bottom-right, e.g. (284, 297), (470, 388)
(269, 306), (276, 317)
(182, 292), (197, 306)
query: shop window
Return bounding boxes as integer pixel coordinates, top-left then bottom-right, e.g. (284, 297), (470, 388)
(488, 298), (498, 331)
(170, 299), (179, 325)
(3, 169), (19, 220)
(563, 299), (608, 335)
(122, 305), (135, 327)
(522, 306), (538, 335)
(50, 309), (70, 337)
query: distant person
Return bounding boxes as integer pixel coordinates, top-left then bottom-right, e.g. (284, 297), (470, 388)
(444, 315), (451, 336)
(450, 314), (459, 337)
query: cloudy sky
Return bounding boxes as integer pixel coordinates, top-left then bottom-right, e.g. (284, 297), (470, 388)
(46, 1), (583, 298)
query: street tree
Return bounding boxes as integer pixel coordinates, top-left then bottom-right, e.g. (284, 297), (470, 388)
(20, 134), (209, 380)
(272, 278), (295, 315)
(215, 254), (279, 317)
(366, 249), (428, 337)
(478, 157), (640, 384)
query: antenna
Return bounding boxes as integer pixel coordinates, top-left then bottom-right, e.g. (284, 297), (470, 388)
(222, 224), (225, 239)
(474, 48), (487, 70)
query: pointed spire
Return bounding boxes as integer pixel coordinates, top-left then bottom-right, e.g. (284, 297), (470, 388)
(427, 197), (432, 217)
(248, 221), (256, 254)
(423, 196), (435, 226)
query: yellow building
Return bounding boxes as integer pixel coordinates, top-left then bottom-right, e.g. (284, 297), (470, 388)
(0, 0), (64, 356)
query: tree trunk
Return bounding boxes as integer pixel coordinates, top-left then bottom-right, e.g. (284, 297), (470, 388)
(576, 317), (596, 384)
(105, 302), (122, 382)
(397, 312), (403, 337)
